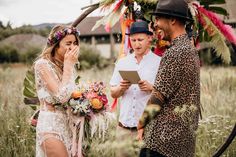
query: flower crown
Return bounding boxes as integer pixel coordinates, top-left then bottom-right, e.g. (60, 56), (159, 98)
(47, 27), (80, 46)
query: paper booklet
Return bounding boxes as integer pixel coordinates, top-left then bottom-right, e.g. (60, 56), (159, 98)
(118, 70), (141, 84)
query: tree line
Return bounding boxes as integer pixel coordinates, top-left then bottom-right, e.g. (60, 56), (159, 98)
(0, 21), (51, 41)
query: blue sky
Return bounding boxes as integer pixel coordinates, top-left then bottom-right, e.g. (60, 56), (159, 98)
(0, 0), (102, 27)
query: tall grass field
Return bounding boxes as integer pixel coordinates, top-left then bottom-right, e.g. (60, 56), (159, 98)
(0, 64), (235, 157)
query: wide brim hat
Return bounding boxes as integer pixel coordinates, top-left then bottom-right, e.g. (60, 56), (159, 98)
(150, 0), (193, 22)
(126, 21), (153, 35)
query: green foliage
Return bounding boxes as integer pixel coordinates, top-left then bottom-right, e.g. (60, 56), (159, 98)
(0, 25), (35, 41)
(135, 0), (157, 21)
(208, 6), (228, 16)
(200, 0), (226, 8)
(0, 45), (19, 63)
(0, 23), (50, 41)
(23, 68), (39, 110)
(37, 27), (51, 37)
(0, 44), (40, 64)
(0, 41), (110, 68)
(19, 47), (41, 64)
(79, 43), (110, 70)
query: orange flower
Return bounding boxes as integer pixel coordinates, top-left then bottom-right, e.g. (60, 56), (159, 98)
(71, 91), (82, 99)
(158, 40), (169, 47)
(90, 98), (103, 110)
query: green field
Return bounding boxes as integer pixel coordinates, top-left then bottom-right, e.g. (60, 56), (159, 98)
(0, 64), (235, 157)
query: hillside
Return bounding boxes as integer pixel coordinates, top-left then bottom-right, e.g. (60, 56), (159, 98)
(0, 34), (46, 53)
(32, 23), (59, 30)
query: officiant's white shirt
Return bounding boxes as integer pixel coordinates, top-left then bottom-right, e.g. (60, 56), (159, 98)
(110, 51), (161, 128)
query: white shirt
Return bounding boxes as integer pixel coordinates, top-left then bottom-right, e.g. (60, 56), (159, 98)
(110, 51), (161, 127)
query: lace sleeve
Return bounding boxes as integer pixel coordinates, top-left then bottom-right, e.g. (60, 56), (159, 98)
(35, 59), (76, 104)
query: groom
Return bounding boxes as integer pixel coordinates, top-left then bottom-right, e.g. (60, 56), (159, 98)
(137, 0), (201, 157)
(109, 21), (161, 156)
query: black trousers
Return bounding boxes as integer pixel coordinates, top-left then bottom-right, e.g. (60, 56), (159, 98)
(139, 148), (166, 157)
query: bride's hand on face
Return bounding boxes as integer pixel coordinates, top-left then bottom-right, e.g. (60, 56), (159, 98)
(64, 45), (80, 65)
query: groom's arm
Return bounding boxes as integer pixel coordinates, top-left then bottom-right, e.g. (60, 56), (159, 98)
(137, 90), (165, 130)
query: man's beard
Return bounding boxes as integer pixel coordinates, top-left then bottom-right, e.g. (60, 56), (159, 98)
(156, 26), (171, 42)
(161, 29), (171, 42)
(162, 34), (171, 42)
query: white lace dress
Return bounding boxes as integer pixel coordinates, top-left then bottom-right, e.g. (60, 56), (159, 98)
(34, 58), (77, 157)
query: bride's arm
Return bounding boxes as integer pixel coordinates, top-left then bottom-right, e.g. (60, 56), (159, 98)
(35, 59), (75, 104)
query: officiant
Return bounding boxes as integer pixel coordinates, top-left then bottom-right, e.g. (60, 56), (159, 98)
(109, 20), (161, 157)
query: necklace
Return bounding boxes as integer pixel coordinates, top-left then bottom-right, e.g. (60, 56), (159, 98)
(53, 57), (64, 71)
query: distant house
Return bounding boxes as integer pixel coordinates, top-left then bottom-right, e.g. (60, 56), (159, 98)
(77, 16), (121, 59)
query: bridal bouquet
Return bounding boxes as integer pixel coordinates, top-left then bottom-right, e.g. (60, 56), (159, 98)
(66, 82), (115, 157)
(67, 81), (109, 116)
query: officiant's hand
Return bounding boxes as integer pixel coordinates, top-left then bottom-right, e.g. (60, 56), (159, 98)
(138, 80), (153, 92)
(119, 80), (131, 92)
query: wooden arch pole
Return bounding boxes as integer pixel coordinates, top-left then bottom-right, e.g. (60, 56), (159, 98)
(71, 3), (100, 27)
(213, 123), (236, 157)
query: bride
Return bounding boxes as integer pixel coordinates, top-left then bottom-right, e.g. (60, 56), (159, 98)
(34, 25), (80, 157)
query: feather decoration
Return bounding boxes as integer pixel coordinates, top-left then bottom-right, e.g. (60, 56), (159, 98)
(104, 0), (125, 32)
(99, 0), (116, 8)
(105, 5), (126, 32)
(193, 3), (236, 45)
(201, 14), (231, 64)
(119, 18), (127, 58)
(113, 0), (124, 12)
(92, 0), (125, 32)
(188, 1), (200, 29)
(136, 0), (157, 3)
(119, 17), (134, 58)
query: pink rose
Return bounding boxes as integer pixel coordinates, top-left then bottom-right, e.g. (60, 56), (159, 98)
(86, 92), (98, 99)
(100, 95), (108, 105)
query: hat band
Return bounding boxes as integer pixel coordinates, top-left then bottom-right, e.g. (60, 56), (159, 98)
(155, 8), (188, 17)
(129, 27), (152, 35)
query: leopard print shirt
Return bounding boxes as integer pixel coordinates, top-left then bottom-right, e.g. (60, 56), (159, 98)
(143, 34), (201, 157)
